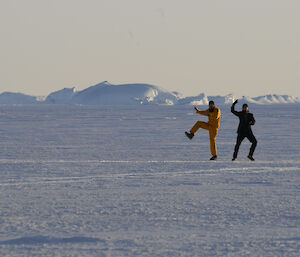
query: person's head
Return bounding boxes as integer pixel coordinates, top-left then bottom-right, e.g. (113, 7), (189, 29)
(209, 100), (215, 111)
(242, 103), (249, 113)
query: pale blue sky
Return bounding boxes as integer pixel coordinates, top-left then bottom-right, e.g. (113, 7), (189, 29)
(1, 0), (299, 97)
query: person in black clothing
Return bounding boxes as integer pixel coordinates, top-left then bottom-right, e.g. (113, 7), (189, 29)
(231, 100), (257, 161)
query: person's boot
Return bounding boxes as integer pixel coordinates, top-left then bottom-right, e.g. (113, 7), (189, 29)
(185, 131), (194, 140)
(247, 155), (255, 161)
(210, 155), (217, 160)
(232, 157), (237, 161)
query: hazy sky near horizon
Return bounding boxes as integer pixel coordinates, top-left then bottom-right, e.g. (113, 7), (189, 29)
(1, 0), (299, 97)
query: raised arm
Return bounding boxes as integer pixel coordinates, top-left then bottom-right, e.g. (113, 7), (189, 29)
(231, 100), (239, 116)
(197, 110), (210, 116)
(194, 106), (209, 116)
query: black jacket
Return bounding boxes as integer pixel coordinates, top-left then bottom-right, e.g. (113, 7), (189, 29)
(231, 103), (256, 135)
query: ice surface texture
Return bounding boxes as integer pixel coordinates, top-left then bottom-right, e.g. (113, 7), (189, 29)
(0, 105), (299, 256)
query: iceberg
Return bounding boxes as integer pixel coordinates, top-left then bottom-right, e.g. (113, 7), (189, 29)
(70, 81), (178, 106)
(0, 92), (38, 104)
(0, 82), (299, 105)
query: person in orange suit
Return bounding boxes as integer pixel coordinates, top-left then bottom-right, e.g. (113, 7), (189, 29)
(185, 101), (221, 160)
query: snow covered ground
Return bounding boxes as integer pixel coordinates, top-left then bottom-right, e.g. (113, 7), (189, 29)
(0, 104), (299, 256)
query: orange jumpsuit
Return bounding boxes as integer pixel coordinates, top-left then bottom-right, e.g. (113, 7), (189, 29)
(190, 107), (221, 156)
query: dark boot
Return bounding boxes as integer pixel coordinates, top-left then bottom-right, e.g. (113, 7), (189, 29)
(247, 155), (255, 161)
(210, 155), (217, 160)
(185, 131), (194, 140)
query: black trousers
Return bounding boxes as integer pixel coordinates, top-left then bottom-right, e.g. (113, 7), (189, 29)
(233, 133), (257, 158)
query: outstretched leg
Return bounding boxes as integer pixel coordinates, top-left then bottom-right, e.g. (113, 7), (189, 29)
(233, 135), (245, 159)
(190, 121), (209, 135)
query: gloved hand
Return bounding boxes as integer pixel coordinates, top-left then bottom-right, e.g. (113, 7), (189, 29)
(233, 99), (238, 105)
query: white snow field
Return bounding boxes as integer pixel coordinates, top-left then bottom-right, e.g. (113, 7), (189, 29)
(0, 104), (299, 256)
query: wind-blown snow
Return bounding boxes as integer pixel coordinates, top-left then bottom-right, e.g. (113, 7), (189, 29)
(0, 104), (299, 256)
